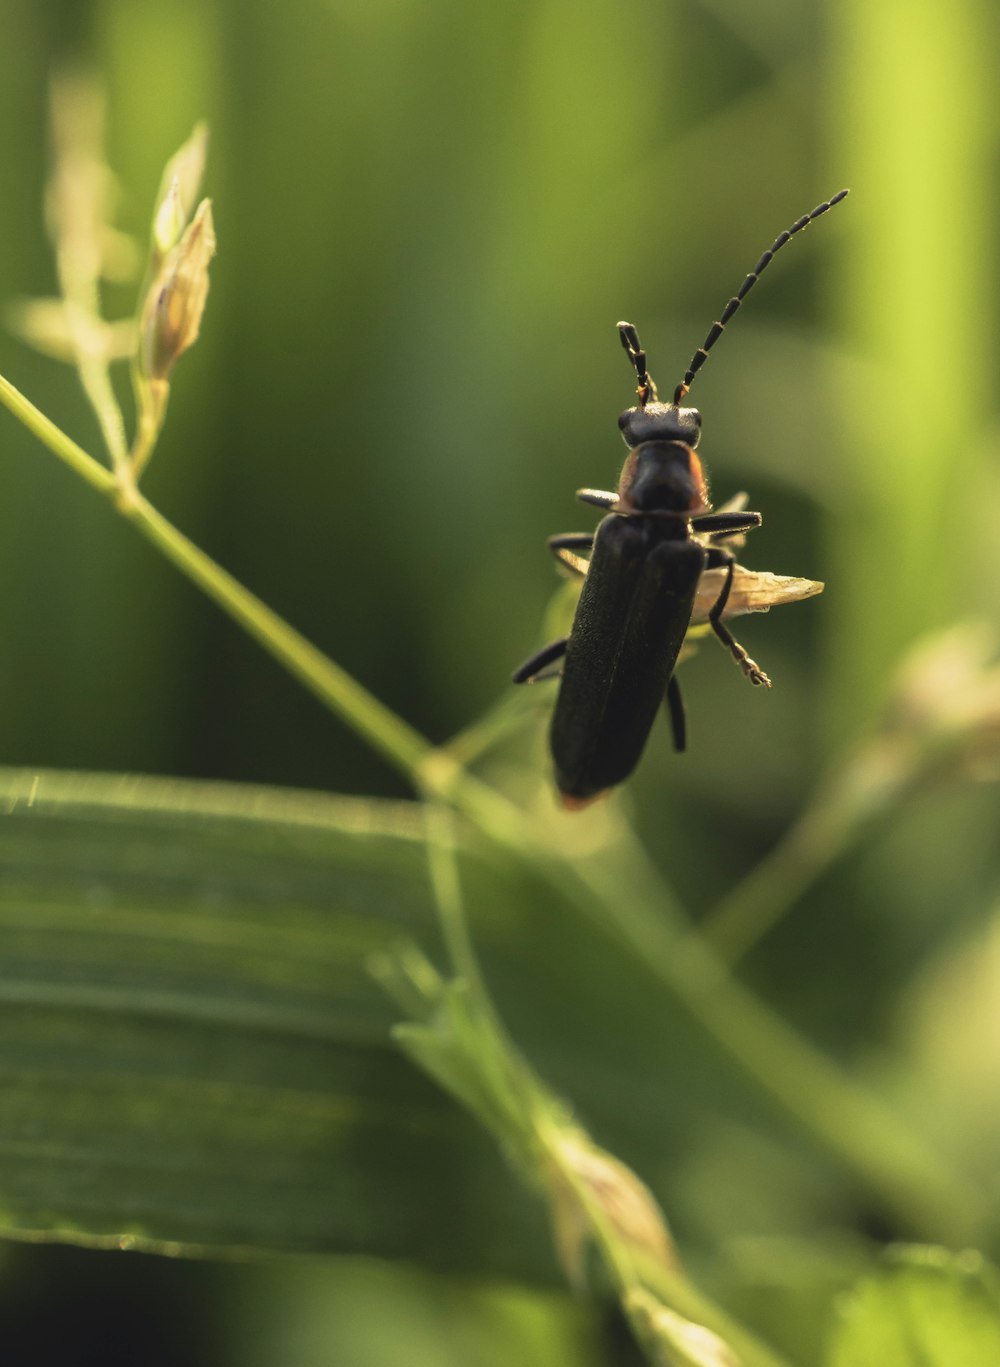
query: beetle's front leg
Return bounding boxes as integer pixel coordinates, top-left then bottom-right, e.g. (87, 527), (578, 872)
(576, 488), (619, 509)
(705, 549), (772, 687)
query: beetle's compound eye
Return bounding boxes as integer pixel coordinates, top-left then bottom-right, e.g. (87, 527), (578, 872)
(619, 402), (702, 449)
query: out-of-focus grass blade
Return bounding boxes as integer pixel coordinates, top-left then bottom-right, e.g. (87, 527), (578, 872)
(0, 768), (550, 1271)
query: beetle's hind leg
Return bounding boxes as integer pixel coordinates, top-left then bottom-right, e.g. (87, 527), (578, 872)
(705, 549), (772, 688)
(665, 674), (687, 751)
(512, 637), (568, 684)
(548, 532), (593, 577)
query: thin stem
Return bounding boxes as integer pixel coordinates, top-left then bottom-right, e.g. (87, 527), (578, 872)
(0, 372), (115, 496)
(699, 741), (915, 965)
(118, 486), (433, 782)
(421, 805), (791, 1367)
(46, 73), (130, 474)
(561, 850), (975, 1241)
(536, 1112), (793, 1367)
(423, 801), (494, 1011)
(441, 687), (542, 767)
(699, 796), (853, 964)
(63, 304), (129, 472)
(128, 378), (168, 482)
(632, 1270), (794, 1367)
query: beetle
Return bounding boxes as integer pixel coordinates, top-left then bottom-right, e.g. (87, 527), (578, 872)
(513, 190), (848, 808)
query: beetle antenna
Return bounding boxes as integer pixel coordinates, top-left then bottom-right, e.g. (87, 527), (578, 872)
(672, 188), (849, 405)
(618, 321), (659, 408)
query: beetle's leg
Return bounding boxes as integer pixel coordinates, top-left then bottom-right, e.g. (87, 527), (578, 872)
(691, 510), (762, 538)
(512, 637), (568, 684)
(664, 674), (687, 752)
(549, 533), (594, 552)
(576, 488), (618, 509)
(705, 549), (772, 687)
(548, 532), (593, 577)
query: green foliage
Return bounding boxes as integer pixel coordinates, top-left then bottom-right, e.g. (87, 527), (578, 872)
(0, 768), (486, 1262)
(828, 1247), (1000, 1367)
(0, 3), (999, 1364)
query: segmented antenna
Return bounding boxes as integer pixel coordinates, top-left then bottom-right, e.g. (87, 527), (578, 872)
(618, 320), (659, 408)
(672, 189), (849, 405)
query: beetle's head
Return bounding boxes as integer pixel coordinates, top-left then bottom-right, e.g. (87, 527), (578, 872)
(618, 402), (702, 450)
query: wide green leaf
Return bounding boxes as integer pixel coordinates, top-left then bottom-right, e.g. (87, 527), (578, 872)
(0, 767), (552, 1272)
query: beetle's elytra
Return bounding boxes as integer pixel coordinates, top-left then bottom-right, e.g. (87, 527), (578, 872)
(513, 191), (848, 808)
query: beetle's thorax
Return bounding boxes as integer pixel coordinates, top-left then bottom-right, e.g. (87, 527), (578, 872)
(616, 441), (710, 517)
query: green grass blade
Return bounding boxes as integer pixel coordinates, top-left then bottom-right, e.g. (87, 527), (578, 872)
(0, 768), (551, 1270)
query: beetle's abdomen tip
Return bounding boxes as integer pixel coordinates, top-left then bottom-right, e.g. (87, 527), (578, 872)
(558, 789), (609, 812)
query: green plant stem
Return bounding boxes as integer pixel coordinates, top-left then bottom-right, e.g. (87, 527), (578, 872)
(419, 816), (792, 1367)
(0, 374), (431, 782)
(526, 827), (978, 1243)
(698, 783), (860, 965)
(699, 736), (924, 965)
(47, 71), (130, 475)
(635, 1267), (793, 1367)
(427, 751), (977, 1241)
(423, 800), (495, 1017)
(0, 374), (980, 1245)
(0, 373), (115, 496)
(441, 687), (542, 767)
(128, 378), (167, 481)
(64, 307), (129, 473)
(118, 485), (434, 782)
(535, 1112), (793, 1367)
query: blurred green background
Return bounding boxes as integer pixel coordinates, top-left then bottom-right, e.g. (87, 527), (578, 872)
(1, 0), (999, 1362)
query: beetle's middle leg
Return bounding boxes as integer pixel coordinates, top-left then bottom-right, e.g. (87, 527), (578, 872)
(512, 637), (568, 684)
(705, 549), (772, 688)
(548, 533), (593, 577)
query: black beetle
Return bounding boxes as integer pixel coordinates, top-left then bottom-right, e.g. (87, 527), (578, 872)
(513, 191), (847, 808)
